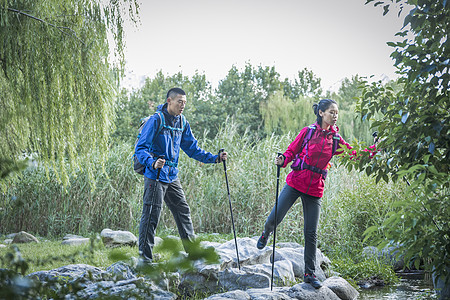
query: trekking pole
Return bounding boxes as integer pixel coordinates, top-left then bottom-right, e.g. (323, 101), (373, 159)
(155, 155), (165, 181)
(271, 152), (282, 291)
(141, 155), (165, 262)
(219, 148), (241, 270)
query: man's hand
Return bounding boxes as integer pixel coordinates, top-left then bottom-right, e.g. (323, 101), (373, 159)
(153, 158), (165, 169)
(218, 151), (227, 163)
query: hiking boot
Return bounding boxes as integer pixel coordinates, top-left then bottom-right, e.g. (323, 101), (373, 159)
(304, 273), (322, 289)
(256, 231), (270, 249)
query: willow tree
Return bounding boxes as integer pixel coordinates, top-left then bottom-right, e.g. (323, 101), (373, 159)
(0, 0), (138, 185)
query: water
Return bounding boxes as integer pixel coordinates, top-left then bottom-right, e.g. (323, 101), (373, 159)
(359, 279), (438, 299)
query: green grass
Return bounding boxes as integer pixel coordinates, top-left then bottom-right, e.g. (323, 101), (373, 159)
(0, 232), (235, 276)
(0, 240), (138, 275)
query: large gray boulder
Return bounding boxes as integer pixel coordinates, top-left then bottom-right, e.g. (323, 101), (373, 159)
(100, 228), (137, 248)
(27, 262), (177, 300)
(28, 264), (106, 283)
(12, 231), (39, 244)
(241, 261), (295, 287)
(323, 276), (359, 300)
(218, 268), (271, 291)
(287, 282), (341, 300)
(212, 237), (273, 269)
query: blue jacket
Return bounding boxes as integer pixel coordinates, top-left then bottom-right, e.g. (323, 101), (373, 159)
(135, 103), (218, 183)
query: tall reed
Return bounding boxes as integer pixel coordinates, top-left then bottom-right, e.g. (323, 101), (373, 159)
(1, 120), (408, 257)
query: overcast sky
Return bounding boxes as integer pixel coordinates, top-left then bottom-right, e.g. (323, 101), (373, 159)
(121, 0), (410, 91)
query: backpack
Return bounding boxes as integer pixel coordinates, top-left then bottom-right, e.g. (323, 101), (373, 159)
(291, 124), (340, 172)
(133, 111), (186, 175)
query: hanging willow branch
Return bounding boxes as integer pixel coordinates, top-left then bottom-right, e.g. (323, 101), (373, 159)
(0, 0), (139, 187)
(6, 7), (85, 45)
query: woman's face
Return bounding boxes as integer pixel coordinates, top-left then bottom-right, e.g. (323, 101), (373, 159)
(319, 103), (339, 129)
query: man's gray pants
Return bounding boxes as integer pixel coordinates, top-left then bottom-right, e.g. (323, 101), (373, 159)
(139, 177), (195, 261)
(263, 184), (321, 275)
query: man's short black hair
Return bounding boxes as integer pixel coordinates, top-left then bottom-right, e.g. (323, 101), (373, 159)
(167, 88), (186, 99)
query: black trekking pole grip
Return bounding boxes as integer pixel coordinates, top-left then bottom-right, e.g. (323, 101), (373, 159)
(156, 155), (165, 180)
(276, 152), (283, 178)
(218, 148), (226, 171)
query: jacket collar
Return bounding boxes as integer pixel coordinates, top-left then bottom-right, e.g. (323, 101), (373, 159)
(315, 122), (339, 134)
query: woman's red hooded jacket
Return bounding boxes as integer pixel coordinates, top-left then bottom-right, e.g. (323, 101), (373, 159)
(282, 122), (351, 198)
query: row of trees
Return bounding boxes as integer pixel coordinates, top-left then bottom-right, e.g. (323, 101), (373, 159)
(113, 65), (376, 146)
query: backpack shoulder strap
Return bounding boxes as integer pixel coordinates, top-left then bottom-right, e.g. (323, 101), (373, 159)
(152, 111), (165, 142)
(332, 133), (340, 155)
(180, 114), (186, 131)
(302, 125), (316, 147)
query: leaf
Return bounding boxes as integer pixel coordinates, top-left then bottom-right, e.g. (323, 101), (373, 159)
(429, 142), (435, 154)
(387, 157), (393, 166)
(383, 4), (390, 16)
(386, 42), (397, 47)
(401, 112), (409, 123)
(363, 225), (379, 242)
(374, 1), (384, 6)
(421, 64), (437, 73)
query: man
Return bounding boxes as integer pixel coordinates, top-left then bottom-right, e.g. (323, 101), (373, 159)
(135, 87), (227, 262)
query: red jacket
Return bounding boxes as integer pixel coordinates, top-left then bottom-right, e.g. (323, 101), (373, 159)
(282, 122), (350, 197)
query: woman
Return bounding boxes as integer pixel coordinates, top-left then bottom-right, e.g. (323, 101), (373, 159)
(256, 99), (350, 289)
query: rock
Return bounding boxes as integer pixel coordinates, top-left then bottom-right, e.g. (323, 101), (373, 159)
(218, 268), (271, 291)
(215, 237), (273, 269)
(12, 231), (39, 244)
(241, 261), (295, 287)
(106, 261), (137, 280)
(28, 264), (107, 284)
(246, 287), (295, 299)
(323, 276), (359, 300)
(272, 247), (328, 280)
(287, 282), (341, 300)
(100, 228), (137, 247)
(27, 262), (176, 300)
(276, 242), (302, 249)
(63, 234), (85, 240)
(205, 289), (251, 299)
(61, 238), (90, 246)
(0, 244), (6, 248)
(4, 239), (12, 244)
(180, 272), (220, 295)
(154, 236), (164, 247)
(6, 233), (17, 239)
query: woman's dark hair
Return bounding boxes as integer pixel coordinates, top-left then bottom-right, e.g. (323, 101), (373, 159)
(312, 99), (337, 125)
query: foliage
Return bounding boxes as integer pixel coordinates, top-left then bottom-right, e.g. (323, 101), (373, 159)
(260, 93), (316, 136)
(214, 63), (282, 139)
(340, 0), (450, 284)
(111, 70), (216, 145)
(0, 0), (138, 185)
(282, 67), (323, 100)
(0, 235), (218, 299)
(0, 142), (142, 236)
(332, 255), (399, 286)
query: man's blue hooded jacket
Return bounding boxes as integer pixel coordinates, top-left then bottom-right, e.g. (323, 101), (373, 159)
(135, 103), (218, 183)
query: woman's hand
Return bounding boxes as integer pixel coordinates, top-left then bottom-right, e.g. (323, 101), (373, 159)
(275, 154), (285, 166)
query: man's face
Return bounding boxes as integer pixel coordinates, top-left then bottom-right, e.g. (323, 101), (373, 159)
(167, 94), (187, 116)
